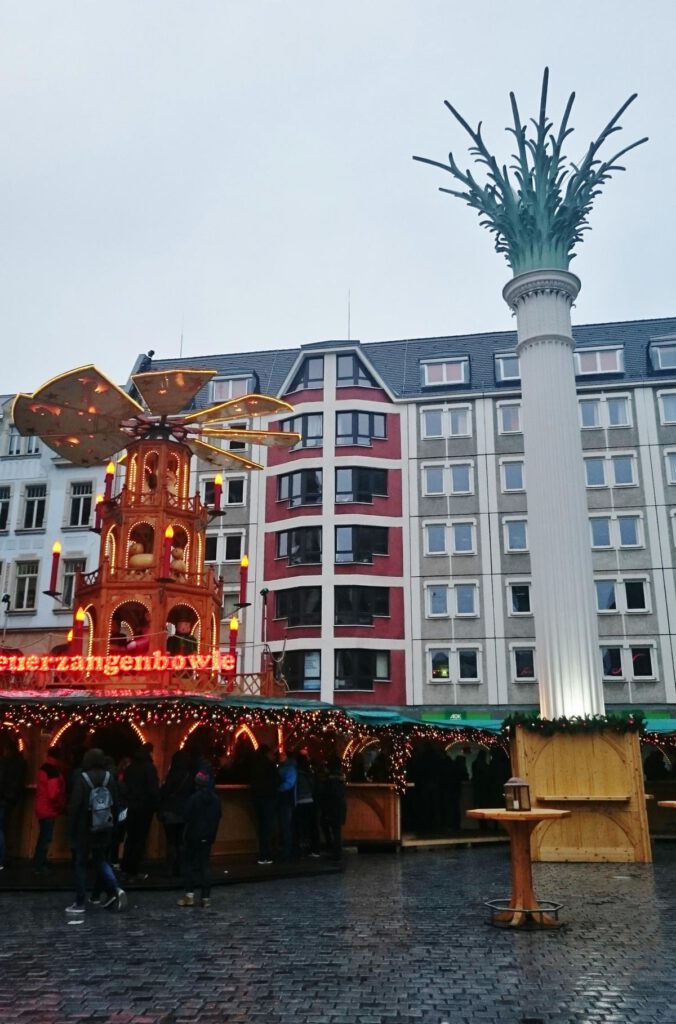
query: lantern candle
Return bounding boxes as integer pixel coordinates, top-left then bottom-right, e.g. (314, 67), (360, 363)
(94, 494), (104, 531)
(161, 525), (174, 578)
(229, 614), (239, 651)
(73, 607), (86, 655)
(239, 554), (249, 605)
(104, 461), (115, 501)
(49, 541), (61, 593)
(213, 474), (223, 511)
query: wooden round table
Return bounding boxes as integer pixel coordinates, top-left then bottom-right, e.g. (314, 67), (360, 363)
(466, 807), (571, 928)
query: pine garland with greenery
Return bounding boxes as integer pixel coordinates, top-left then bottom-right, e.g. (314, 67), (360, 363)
(501, 710), (645, 737)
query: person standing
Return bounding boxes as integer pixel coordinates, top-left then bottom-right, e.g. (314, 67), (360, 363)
(249, 745), (279, 865)
(0, 736), (27, 870)
(323, 757), (347, 861)
(159, 750), (194, 877)
(177, 771), (222, 908)
(33, 746), (66, 873)
(66, 748), (126, 913)
(277, 749), (297, 862)
(121, 742), (159, 882)
(295, 752), (320, 858)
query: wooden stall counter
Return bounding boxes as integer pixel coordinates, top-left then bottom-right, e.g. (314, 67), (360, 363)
(467, 807), (571, 928)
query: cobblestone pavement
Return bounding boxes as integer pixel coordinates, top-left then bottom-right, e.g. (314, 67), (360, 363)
(2, 844), (676, 1024)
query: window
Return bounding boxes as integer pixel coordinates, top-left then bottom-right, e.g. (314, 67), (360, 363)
(281, 414), (323, 449)
(497, 402), (521, 434)
(452, 521), (475, 554)
(495, 353), (520, 382)
(336, 411), (386, 447)
(289, 357), (324, 392)
(335, 525), (387, 564)
(595, 578), (648, 613)
(283, 650), (321, 691)
(335, 467), (387, 503)
(429, 646), (480, 682)
(7, 428), (21, 456)
(224, 534), (243, 562)
(425, 522), (475, 555)
(590, 517), (611, 548)
(602, 645), (656, 681)
(422, 358), (469, 387)
(508, 583), (531, 615)
(337, 354), (376, 387)
(666, 451), (676, 483)
(659, 393), (676, 425)
(425, 523), (447, 555)
(650, 342), (676, 371)
(590, 515), (642, 549)
(204, 535), (218, 562)
(422, 463), (473, 496)
(26, 435), (40, 455)
(421, 406), (471, 439)
(278, 469), (322, 508)
(22, 484), (46, 529)
(334, 586), (389, 625)
(14, 560), (38, 610)
(334, 649), (390, 691)
(584, 454), (636, 488)
(501, 460), (524, 492)
(68, 482), (93, 528)
(426, 583), (478, 617)
(221, 422), (247, 452)
(275, 587), (322, 626)
(513, 647), (536, 680)
(0, 487), (10, 531)
(504, 519), (528, 552)
(211, 377), (250, 402)
(277, 526), (322, 565)
(203, 477), (245, 505)
(575, 347), (624, 375)
(579, 396), (630, 428)
(62, 558), (86, 608)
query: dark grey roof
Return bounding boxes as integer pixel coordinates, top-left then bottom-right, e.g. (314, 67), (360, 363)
(142, 315), (676, 405)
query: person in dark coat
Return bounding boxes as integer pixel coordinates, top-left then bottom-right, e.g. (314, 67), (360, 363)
(121, 742), (160, 881)
(321, 757), (347, 861)
(159, 750), (194, 876)
(66, 748), (126, 913)
(277, 749), (297, 861)
(33, 746), (66, 873)
(177, 771), (222, 908)
(0, 737), (27, 869)
(249, 745), (279, 865)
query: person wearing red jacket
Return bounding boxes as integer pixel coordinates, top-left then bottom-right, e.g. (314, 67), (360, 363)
(33, 746), (66, 874)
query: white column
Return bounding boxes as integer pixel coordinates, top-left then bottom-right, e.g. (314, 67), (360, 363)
(502, 269), (604, 718)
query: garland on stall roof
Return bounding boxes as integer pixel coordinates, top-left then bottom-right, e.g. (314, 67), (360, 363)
(501, 710), (646, 738)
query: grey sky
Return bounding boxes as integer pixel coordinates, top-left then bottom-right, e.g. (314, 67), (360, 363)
(1, 1), (672, 395)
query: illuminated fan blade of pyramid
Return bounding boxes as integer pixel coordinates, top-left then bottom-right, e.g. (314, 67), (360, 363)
(12, 365), (143, 467)
(131, 369), (217, 417)
(189, 438), (264, 471)
(196, 427), (300, 447)
(183, 394), (294, 425)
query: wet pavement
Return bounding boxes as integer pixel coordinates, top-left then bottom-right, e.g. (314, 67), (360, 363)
(2, 844), (676, 1024)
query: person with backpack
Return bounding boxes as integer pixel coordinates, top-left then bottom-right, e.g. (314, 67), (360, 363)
(33, 745), (66, 874)
(66, 748), (126, 914)
(177, 770), (222, 908)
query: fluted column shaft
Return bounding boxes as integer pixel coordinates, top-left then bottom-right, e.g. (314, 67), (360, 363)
(503, 269), (605, 719)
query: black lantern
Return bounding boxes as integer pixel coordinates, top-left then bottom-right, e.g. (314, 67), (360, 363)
(504, 776), (531, 812)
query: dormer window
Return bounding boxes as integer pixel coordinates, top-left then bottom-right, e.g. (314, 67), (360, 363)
(422, 358), (469, 387)
(495, 353), (520, 382)
(211, 377), (250, 403)
(574, 347), (624, 376)
(289, 356), (324, 392)
(337, 354), (376, 388)
(649, 339), (676, 371)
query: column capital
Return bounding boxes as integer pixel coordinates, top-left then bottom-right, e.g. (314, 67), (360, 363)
(502, 268), (581, 312)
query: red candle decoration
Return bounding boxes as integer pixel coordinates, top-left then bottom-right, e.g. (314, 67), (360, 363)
(229, 615), (239, 656)
(161, 525), (174, 577)
(213, 474), (223, 511)
(49, 541), (61, 593)
(239, 554), (249, 605)
(73, 607), (86, 655)
(94, 494), (104, 530)
(104, 461), (115, 501)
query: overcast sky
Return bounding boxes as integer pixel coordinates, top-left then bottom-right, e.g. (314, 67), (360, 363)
(1, 1), (673, 394)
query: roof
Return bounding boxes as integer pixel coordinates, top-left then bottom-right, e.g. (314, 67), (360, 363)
(142, 315), (676, 406)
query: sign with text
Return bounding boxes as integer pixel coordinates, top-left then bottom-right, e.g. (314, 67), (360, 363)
(0, 650), (237, 678)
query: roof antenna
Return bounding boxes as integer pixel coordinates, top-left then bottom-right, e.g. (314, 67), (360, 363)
(179, 314), (184, 358)
(347, 289), (351, 341)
